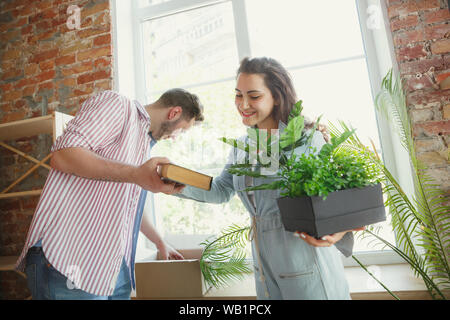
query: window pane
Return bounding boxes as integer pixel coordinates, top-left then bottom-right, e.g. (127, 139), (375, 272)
(290, 58), (381, 151)
(246, 0), (365, 67)
(142, 1), (239, 100)
(151, 80), (250, 236)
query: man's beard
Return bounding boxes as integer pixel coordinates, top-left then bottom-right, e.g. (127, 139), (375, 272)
(151, 119), (179, 141)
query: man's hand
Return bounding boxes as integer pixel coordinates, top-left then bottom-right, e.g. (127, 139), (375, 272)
(294, 227), (366, 247)
(133, 157), (184, 194)
(157, 241), (184, 260)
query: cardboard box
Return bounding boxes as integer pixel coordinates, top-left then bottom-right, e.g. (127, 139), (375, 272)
(277, 183), (386, 238)
(135, 248), (210, 299)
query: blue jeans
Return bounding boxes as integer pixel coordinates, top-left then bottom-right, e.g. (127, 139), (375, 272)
(24, 247), (131, 300)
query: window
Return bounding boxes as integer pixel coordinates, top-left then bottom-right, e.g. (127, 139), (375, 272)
(113, 0), (406, 264)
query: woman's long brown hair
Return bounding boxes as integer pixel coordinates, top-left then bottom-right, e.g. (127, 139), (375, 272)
(237, 57), (329, 142)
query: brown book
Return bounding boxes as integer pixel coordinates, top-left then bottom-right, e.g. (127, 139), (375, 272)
(160, 163), (212, 191)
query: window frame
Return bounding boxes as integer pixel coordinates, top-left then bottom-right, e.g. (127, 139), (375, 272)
(112, 0), (413, 266)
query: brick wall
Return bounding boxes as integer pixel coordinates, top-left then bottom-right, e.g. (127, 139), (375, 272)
(0, 0), (113, 299)
(385, 0), (450, 195)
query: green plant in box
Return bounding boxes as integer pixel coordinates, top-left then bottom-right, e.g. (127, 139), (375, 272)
(221, 99), (381, 200)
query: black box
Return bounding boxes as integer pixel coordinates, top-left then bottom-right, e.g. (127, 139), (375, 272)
(276, 183), (386, 238)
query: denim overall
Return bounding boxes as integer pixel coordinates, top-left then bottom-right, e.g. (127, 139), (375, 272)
(176, 123), (352, 300)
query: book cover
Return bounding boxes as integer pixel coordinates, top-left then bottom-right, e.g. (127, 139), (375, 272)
(160, 164), (212, 191)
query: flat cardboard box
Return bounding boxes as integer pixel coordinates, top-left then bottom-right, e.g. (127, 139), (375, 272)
(135, 248), (210, 299)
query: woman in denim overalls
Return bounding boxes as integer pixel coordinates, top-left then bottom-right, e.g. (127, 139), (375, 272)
(176, 57), (362, 299)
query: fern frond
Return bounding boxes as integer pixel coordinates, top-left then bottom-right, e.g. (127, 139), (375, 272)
(200, 225), (252, 289)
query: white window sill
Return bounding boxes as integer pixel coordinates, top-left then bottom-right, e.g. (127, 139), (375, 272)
(135, 235), (449, 300)
(203, 263), (445, 300)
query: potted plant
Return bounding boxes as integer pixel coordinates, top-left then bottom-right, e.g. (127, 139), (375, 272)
(220, 100), (386, 238)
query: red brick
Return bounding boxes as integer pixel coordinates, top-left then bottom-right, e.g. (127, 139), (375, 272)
(93, 12), (108, 25)
(400, 56), (447, 75)
(424, 9), (450, 24)
(430, 39), (450, 55)
(14, 99), (27, 109)
(21, 24), (33, 35)
(51, 15), (67, 28)
(2, 90), (22, 102)
(16, 4), (35, 17)
(388, 0), (440, 19)
(416, 0), (441, 11)
(94, 57), (110, 68)
(1, 110), (27, 123)
(407, 88), (450, 107)
(36, 20), (52, 31)
(95, 80), (111, 90)
(35, 69), (55, 82)
(1, 69), (22, 81)
(0, 83), (13, 93)
(390, 15), (419, 32)
(444, 105), (450, 119)
(436, 72), (450, 83)
(80, 17), (93, 29)
(29, 48), (59, 63)
(77, 70), (110, 85)
(393, 29), (425, 46)
(1, 60), (15, 71)
(93, 34), (111, 47)
(38, 81), (53, 91)
(55, 54), (76, 66)
(413, 120), (450, 137)
(425, 24), (450, 40)
(396, 44), (428, 62)
(77, 45), (111, 61)
(72, 85), (94, 97)
(0, 102), (13, 113)
(24, 63), (39, 76)
(2, 49), (21, 60)
(39, 59), (55, 71)
(29, 8), (57, 23)
(77, 26), (110, 39)
(62, 78), (76, 87)
(405, 74), (434, 91)
(0, 29), (20, 42)
(35, 0), (52, 10)
(16, 77), (38, 89)
(61, 61), (93, 76)
(81, 1), (109, 18)
(22, 85), (36, 96)
(388, 2), (419, 19)
(386, 0), (402, 5)
(7, 17), (28, 29)
(35, 30), (59, 42)
(440, 76), (450, 90)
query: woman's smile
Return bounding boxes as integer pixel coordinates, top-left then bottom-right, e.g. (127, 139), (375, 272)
(241, 110), (257, 117)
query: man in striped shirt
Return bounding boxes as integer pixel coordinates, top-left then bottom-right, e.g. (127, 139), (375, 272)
(15, 89), (204, 299)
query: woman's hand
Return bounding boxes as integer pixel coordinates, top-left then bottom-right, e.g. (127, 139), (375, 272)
(294, 227), (366, 247)
(157, 241), (184, 260)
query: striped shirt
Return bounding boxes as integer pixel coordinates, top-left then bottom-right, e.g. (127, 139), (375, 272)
(15, 90), (153, 296)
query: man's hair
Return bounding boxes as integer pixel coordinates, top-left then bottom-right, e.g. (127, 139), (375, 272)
(157, 88), (204, 122)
